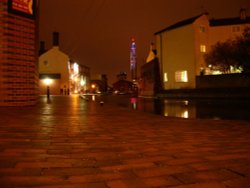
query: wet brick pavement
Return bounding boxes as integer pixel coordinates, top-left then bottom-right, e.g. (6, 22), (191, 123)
(0, 95), (250, 188)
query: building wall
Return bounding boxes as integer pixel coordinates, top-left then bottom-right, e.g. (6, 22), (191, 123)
(209, 23), (250, 48)
(159, 24), (196, 90)
(193, 15), (210, 75)
(156, 14), (249, 91)
(140, 58), (161, 96)
(39, 47), (70, 95)
(0, 0), (39, 106)
(39, 79), (61, 95)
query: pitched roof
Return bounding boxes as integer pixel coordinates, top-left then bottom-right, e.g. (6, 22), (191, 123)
(210, 17), (250, 26)
(155, 14), (250, 35)
(154, 14), (202, 35)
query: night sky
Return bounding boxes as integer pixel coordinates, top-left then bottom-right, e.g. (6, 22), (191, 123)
(39, 0), (249, 84)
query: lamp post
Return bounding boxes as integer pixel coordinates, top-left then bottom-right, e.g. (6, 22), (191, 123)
(44, 78), (52, 98)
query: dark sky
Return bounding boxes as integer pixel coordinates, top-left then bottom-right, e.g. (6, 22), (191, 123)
(39, 0), (249, 84)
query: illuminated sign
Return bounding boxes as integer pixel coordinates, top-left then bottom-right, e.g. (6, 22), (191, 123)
(8, 0), (37, 19)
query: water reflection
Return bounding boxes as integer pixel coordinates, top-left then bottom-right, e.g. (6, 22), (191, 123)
(130, 97), (137, 110)
(162, 100), (196, 119)
(101, 95), (249, 120)
(136, 98), (250, 120)
(89, 95), (250, 120)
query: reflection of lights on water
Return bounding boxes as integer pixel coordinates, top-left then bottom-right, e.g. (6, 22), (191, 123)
(92, 95), (96, 101)
(132, 103), (137, 110)
(130, 98), (137, 110)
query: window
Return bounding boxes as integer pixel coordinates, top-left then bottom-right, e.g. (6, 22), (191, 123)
(175, 71), (188, 82)
(43, 60), (48, 66)
(200, 45), (206, 53)
(164, 73), (168, 82)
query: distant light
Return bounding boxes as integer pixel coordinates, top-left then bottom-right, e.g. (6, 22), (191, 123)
(182, 111), (189, 118)
(184, 100), (189, 105)
(80, 77), (86, 86)
(91, 84), (96, 89)
(43, 78), (52, 86)
(73, 63), (79, 74)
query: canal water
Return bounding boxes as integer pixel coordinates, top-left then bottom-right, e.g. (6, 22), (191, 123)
(90, 95), (250, 121)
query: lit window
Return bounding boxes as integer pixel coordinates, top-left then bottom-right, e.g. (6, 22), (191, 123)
(164, 72), (168, 82)
(175, 71), (188, 82)
(200, 45), (206, 53)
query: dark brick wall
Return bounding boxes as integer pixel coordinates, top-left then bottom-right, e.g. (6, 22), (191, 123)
(0, 0), (39, 106)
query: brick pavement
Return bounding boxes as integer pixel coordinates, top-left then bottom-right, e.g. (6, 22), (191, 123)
(0, 95), (250, 188)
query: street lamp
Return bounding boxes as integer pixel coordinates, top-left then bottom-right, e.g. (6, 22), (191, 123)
(43, 78), (52, 98)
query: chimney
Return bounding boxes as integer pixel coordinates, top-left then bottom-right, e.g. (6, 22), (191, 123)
(53, 32), (59, 46)
(39, 41), (46, 55)
(240, 8), (246, 20)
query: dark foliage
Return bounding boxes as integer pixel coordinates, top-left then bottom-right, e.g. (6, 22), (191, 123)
(204, 27), (250, 73)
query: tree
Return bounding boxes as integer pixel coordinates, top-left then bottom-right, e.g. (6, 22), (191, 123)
(234, 27), (250, 73)
(204, 27), (250, 73)
(204, 40), (238, 73)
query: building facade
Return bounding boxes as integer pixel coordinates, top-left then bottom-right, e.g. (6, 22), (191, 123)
(0, 0), (39, 106)
(39, 32), (70, 95)
(69, 61), (90, 94)
(155, 11), (250, 90)
(140, 44), (161, 96)
(39, 32), (90, 95)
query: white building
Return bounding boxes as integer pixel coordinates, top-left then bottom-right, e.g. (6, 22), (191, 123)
(155, 10), (250, 90)
(39, 32), (70, 95)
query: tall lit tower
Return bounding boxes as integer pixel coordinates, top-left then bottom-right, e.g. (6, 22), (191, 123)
(130, 37), (137, 81)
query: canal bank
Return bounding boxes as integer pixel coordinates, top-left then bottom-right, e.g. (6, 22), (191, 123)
(96, 94), (250, 121)
(156, 87), (250, 99)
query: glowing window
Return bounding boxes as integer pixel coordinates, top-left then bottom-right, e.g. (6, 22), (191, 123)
(164, 73), (168, 82)
(200, 45), (206, 53)
(175, 71), (188, 82)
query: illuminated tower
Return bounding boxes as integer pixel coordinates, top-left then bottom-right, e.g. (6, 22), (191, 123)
(130, 37), (137, 81)
(0, 0), (39, 106)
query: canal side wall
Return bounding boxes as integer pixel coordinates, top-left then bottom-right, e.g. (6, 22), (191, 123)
(157, 87), (250, 99)
(158, 74), (250, 99)
(196, 73), (250, 88)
